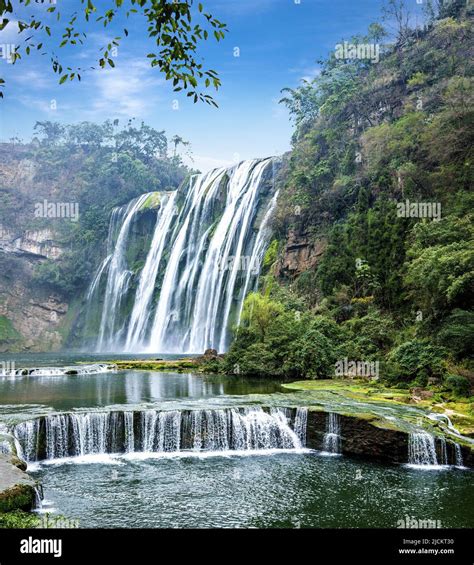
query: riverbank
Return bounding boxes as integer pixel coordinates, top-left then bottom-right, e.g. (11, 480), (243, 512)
(106, 349), (224, 373)
(283, 379), (474, 438)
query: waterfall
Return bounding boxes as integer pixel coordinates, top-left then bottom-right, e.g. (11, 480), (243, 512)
(85, 158), (278, 353)
(13, 407), (308, 462)
(293, 407), (308, 447)
(124, 193), (177, 350)
(94, 193), (152, 351)
(0, 364), (116, 377)
(454, 443), (464, 468)
(408, 432), (438, 466)
(323, 412), (341, 454)
(439, 437), (448, 465)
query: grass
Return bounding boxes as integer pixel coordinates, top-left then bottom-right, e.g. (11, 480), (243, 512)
(108, 359), (199, 372)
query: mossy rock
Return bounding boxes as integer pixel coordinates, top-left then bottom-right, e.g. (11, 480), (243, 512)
(140, 192), (161, 210)
(0, 484), (36, 513)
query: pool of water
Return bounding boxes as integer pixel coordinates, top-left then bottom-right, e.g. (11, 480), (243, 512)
(0, 371), (285, 412)
(1, 353), (473, 530)
(31, 452), (473, 528)
(0, 353), (285, 413)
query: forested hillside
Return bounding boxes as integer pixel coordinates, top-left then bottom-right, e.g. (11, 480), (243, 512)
(226, 3), (473, 396)
(0, 121), (189, 350)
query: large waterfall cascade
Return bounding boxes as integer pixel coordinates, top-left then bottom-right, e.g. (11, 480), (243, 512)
(13, 407), (309, 463)
(85, 158), (279, 353)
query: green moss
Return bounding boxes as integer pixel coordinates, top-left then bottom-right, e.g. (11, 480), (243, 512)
(140, 192), (161, 210)
(263, 239), (279, 269)
(0, 484), (35, 513)
(107, 359), (199, 372)
(0, 316), (22, 342)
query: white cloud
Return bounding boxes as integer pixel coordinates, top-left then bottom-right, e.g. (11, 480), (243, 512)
(11, 69), (53, 90)
(86, 58), (164, 119)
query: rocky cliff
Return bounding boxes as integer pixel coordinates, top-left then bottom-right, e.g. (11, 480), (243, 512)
(0, 144), (73, 352)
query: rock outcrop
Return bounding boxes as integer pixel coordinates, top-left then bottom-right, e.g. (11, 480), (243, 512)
(275, 230), (326, 278)
(0, 453), (38, 513)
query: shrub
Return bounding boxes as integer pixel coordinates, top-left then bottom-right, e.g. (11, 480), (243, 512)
(386, 339), (448, 383)
(444, 374), (470, 397)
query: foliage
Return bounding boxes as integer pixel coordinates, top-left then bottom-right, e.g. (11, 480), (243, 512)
(437, 310), (474, 359)
(248, 8), (473, 388)
(443, 374), (470, 397)
(0, 0), (227, 104)
(0, 510), (40, 529)
(386, 340), (448, 384)
(0, 120), (189, 297)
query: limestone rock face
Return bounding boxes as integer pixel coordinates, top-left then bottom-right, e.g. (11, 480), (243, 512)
(275, 230), (326, 278)
(0, 253), (68, 352)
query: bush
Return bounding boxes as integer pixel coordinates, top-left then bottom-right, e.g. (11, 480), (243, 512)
(438, 309), (474, 358)
(0, 510), (40, 529)
(386, 339), (448, 383)
(444, 374), (470, 397)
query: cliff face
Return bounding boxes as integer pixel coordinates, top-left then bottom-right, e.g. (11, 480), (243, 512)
(0, 240), (69, 353)
(275, 229), (326, 278)
(0, 145), (71, 352)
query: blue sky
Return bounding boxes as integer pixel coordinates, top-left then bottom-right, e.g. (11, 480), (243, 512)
(0, 0), (424, 172)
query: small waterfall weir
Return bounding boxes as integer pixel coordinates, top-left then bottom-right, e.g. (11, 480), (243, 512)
(13, 407), (309, 463)
(322, 413), (341, 454)
(408, 432), (439, 466)
(85, 158), (279, 353)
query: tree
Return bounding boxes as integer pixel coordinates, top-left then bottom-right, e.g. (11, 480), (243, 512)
(382, 0), (411, 45)
(170, 134), (190, 158)
(0, 0), (227, 104)
(240, 292), (284, 342)
(33, 121), (65, 145)
(114, 121), (168, 161)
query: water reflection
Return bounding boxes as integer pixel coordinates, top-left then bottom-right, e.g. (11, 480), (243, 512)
(0, 371), (280, 412)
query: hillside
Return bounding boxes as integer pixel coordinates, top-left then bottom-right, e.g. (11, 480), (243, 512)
(225, 6), (473, 397)
(0, 123), (189, 351)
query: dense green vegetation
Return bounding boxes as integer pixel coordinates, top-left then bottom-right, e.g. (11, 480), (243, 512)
(226, 4), (473, 398)
(0, 120), (190, 295)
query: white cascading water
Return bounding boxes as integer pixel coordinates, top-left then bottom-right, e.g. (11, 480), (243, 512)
(85, 158), (277, 353)
(323, 412), (341, 454)
(148, 158), (275, 353)
(439, 436), (448, 465)
(124, 192), (177, 350)
(408, 432), (438, 466)
(454, 443), (464, 468)
(14, 407), (308, 462)
(0, 364), (116, 377)
(95, 193), (151, 351)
